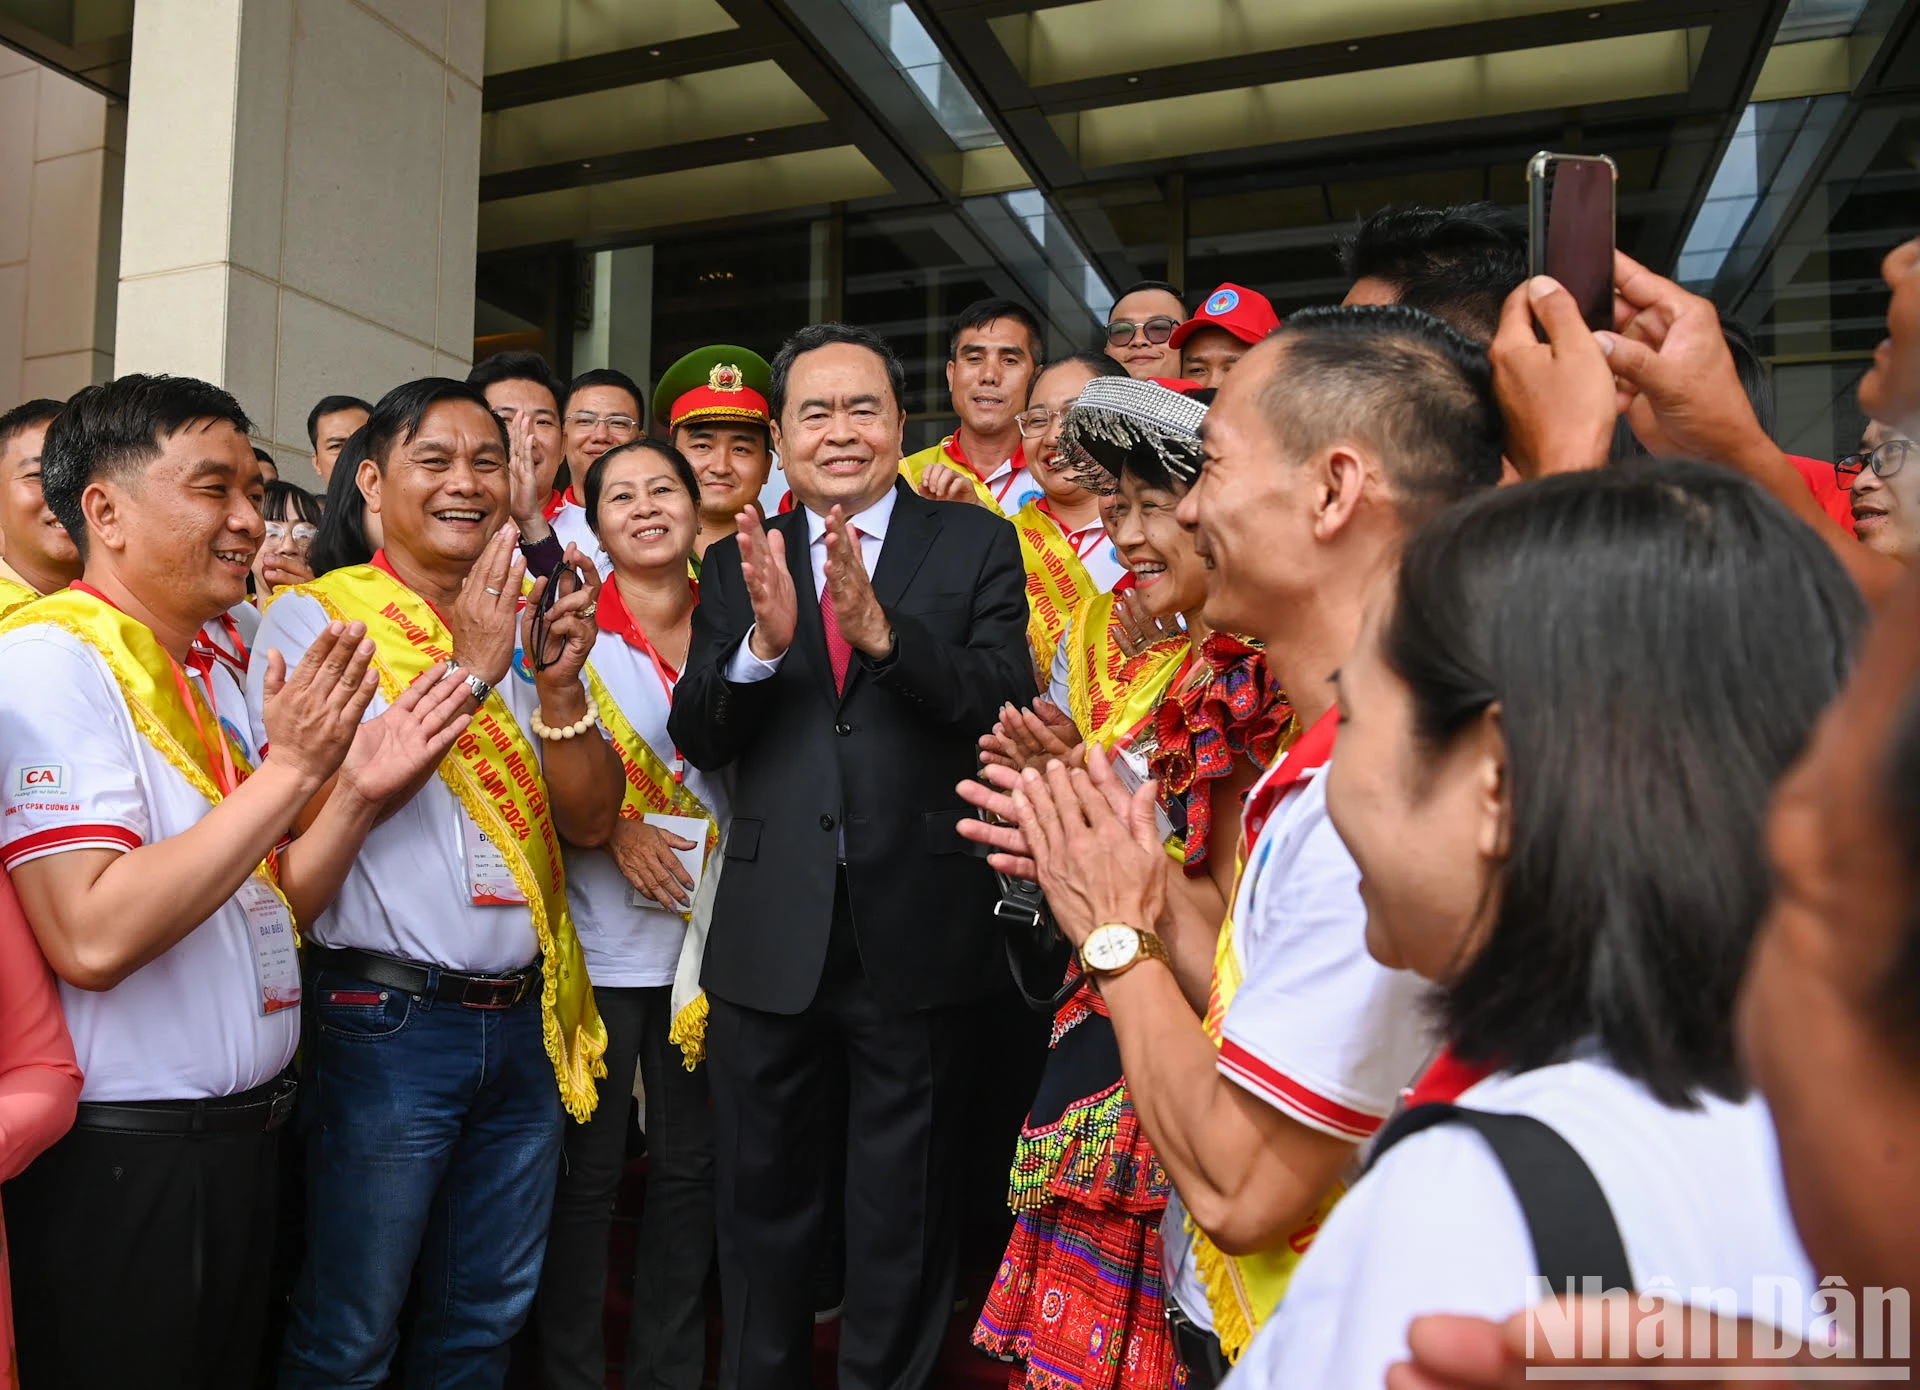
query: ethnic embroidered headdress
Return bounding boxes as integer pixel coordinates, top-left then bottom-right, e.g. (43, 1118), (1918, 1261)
(1058, 375), (1209, 494)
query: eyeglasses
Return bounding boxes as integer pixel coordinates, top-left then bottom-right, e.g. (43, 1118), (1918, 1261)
(1105, 316), (1180, 348)
(1836, 438), (1915, 481)
(264, 521), (319, 547)
(565, 411), (640, 438)
(528, 563), (583, 671)
(1016, 406), (1071, 438)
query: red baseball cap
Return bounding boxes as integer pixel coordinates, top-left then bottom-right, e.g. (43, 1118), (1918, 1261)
(1168, 283), (1281, 349)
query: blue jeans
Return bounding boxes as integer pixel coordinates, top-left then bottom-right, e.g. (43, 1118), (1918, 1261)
(278, 965), (566, 1389)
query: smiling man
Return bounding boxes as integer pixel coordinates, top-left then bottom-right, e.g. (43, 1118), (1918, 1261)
(0, 398), (80, 613)
(257, 377), (619, 1388)
(1845, 419), (1920, 561)
(669, 322), (1034, 1390)
(0, 373), (475, 1390)
(653, 344), (778, 567)
(900, 296), (1045, 515)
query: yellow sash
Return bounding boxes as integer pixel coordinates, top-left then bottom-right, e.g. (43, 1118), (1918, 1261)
(1189, 847), (1341, 1361)
(1064, 590), (1189, 745)
(582, 658), (719, 1069)
(0, 572), (40, 619)
(1012, 498), (1099, 685)
(899, 437), (1010, 515)
(289, 565), (607, 1121)
(0, 588), (290, 910)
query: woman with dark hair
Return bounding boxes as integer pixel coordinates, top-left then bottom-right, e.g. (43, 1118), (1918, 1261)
(976, 378), (1291, 1390)
(309, 425), (376, 575)
(251, 478), (322, 602)
(1237, 461), (1863, 1388)
(534, 436), (724, 1390)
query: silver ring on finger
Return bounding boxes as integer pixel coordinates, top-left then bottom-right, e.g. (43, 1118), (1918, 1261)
(484, 586), (502, 596)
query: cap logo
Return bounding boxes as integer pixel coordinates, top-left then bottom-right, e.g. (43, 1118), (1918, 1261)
(708, 363), (744, 393)
(1205, 288), (1240, 316)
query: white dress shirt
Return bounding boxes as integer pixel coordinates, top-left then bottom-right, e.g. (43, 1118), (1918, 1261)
(726, 486), (898, 682)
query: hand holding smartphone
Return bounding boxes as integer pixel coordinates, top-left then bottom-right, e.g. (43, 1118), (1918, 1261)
(1528, 152), (1618, 331)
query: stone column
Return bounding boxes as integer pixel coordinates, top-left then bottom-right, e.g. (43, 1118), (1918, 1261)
(570, 245), (654, 395)
(0, 49), (122, 410)
(113, 0), (483, 485)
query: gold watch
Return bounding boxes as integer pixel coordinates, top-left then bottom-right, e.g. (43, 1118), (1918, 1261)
(1079, 923), (1171, 979)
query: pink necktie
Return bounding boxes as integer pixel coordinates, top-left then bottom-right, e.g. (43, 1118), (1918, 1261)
(820, 528), (860, 692)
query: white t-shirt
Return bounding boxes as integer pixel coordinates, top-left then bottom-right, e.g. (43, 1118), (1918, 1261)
(1232, 1059), (1817, 1390)
(247, 590), (547, 973)
(0, 622), (299, 1101)
(1162, 725), (1436, 1332)
(569, 624), (730, 988)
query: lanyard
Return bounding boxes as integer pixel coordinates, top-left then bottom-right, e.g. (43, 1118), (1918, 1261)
(1035, 497), (1106, 560)
(948, 437), (1025, 509)
(170, 656), (242, 799)
(600, 584), (692, 795)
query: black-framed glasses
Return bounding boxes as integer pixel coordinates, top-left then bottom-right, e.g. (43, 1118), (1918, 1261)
(528, 563), (583, 671)
(1836, 437), (1915, 481)
(1104, 316), (1180, 348)
(1016, 406), (1069, 438)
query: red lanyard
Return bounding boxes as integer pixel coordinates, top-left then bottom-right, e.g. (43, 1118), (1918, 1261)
(948, 437), (1024, 508)
(170, 655), (242, 799)
(1035, 497), (1106, 560)
(597, 582), (692, 788)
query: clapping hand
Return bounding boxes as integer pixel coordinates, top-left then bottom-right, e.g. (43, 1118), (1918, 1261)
(1113, 589), (1179, 658)
(1490, 276), (1617, 479)
(607, 817), (699, 911)
(979, 699), (1085, 775)
(738, 508), (798, 662)
(821, 506), (892, 656)
(260, 620), (381, 792)
(447, 523), (525, 687)
(917, 461), (980, 504)
(336, 661), (472, 806)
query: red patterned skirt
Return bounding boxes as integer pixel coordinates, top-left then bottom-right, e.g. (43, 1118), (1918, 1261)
(973, 988), (1184, 1390)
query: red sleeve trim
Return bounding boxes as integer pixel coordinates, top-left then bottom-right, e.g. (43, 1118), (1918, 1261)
(1217, 1038), (1385, 1140)
(1, 822), (141, 870)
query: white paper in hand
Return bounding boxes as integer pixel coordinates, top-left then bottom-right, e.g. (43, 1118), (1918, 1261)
(628, 812), (709, 915)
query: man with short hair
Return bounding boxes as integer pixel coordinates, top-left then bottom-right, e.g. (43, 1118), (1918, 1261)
(669, 322), (1034, 1390)
(1173, 283), (1282, 388)
(962, 305), (1505, 1383)
(0, 397), (79, 613)
(260, 377), (621, 1387)
(652, 345), (778, 564)
(1104, 280), (1188, 380)
(307, 394), (371, 484)
(901, 296), (1045, 515)
(558, 366), (648, 567)
(1338, 202), (1528, 341)
(1846, 419), (1920, 561)
(0, 373), (471, 1390)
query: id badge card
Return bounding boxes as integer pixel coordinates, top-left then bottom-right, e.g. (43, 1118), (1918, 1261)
(239, 874), (301, 1015)
(627, 812), (709, 917)
(462, 810), (529, 906)
(1110, 747), (1178, 844)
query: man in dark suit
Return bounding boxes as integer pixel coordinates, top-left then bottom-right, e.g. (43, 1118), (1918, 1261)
(669, 322), (1035, 1390)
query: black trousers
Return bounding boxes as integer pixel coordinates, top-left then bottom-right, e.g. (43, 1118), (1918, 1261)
(706, 875), (964, 1390)
(536, 983), (716, 1390)
(5, 1116), (279, 1390)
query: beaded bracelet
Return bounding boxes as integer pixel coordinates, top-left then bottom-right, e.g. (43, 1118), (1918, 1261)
(530, 695), (600, 741)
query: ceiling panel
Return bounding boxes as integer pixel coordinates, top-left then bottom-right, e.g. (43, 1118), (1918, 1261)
(1065, 26), (1710, 168)
(481, 60), (823, 174)
(478, 144), (893, 251)
(989, 0), (1657, 87)
(484, 0), (737, 76)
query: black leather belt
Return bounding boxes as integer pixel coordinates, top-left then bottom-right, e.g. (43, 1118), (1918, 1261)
(74, 1072), (298, 1135)
(1165, 1294), (1229, 1390)
(309, 944), (539, 1011)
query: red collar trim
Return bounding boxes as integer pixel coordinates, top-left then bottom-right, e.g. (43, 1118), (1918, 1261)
(369, 549), (455, 628)
(1403, 1047), (1498, 1108)
(71, 581), (246, 677)
(72, 579), (115, 609)
(1033, 495), (1101, 540)
(541, 488), (580, 523)
(1242, 707), (1338, 844)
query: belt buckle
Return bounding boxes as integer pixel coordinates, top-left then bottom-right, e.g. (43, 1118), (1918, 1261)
(268, 1083), (298, 1129)
(460, 975), (520, 1010)
(993, 897), (1044, 929)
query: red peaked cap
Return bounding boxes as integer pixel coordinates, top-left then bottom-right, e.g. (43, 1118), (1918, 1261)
(1168, 283), (1282, 349)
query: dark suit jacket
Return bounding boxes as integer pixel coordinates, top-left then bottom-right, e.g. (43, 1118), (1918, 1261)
(668, 480), (1036, 1013)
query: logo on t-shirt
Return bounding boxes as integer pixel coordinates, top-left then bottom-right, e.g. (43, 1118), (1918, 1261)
(14, 763), (65, 794)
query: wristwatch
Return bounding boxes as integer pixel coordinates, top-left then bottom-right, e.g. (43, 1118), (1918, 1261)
(444, 659), (493, 706)
(1079, 923), (1171, 979)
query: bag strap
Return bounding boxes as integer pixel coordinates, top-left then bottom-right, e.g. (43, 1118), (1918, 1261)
(1367, 1102), (1635, 1294)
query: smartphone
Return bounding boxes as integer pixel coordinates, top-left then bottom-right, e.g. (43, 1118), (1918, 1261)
(1527, 152), (1617, 331)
